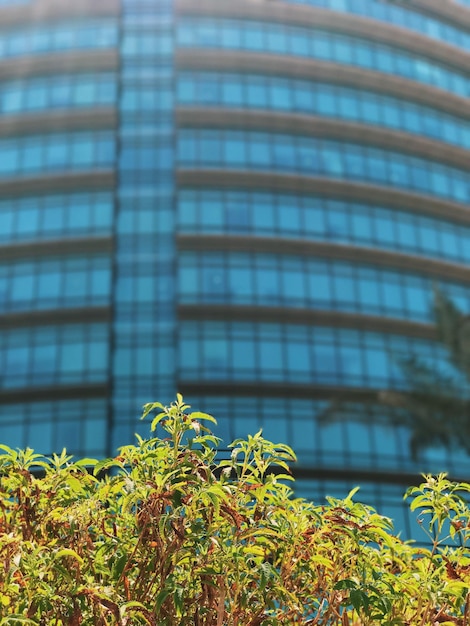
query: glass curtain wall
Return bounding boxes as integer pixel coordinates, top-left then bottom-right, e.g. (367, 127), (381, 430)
(0, 5), (119, 457)
(174, 0), (470, 537)
(113, 0), (176, 447)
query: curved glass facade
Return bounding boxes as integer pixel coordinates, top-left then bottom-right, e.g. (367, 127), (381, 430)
(178, 19), (470, 97)
(0, 73), (117, 115)
(178, 252), (470, 323)
(0, 20), (118, 58)
(0, 2), (119, 459)
(0, 398), (107, 459)
(0, 254), (112, 312)
(1, 0), (470, 538)
(0, 192), (114, 243)
(178, 72), (470, 149)
(177, 190), (470, 264)
(179, 321), (458, 388)
(0, 131), (115, 178)
(179, 130), (470, 203)
(1, 323), (109, 389)
(285, 0), (470, 51)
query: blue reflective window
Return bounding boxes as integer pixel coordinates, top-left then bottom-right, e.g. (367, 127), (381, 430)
(179, 321), (457, 389)
(0, 131), (115, 178)
(177, 251), (470, 324)
(178, 130), (470, 205)
(0, 324), (108, 389)
(178, 190), (470, 265)
(223, 80), (243, 105)
(0, 192), (113, 243)
(0, 255), (111, 313)
(0, 20), (118, 59)
(178, 19), (470, 98)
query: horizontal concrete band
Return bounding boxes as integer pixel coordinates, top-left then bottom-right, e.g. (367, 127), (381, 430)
(179, 380), (380, 402)
(176, 50), (470, 121)
(1, 235), (113, 261)
(0, 0), (120, 26)
(176, 0), (470, 74)
(177, 169), (470, 227)
(177, 108), (470, 171)
(294, 464), (470, 487)
(0, 306), (112, 330)
(178, 304), (436, 340)
(292, 466), (444, 488)
(177, 234), (470, 284)
(0, 170), (115, 198)
(0, 108), (117, 138)
(0, 383), (109, 405)
(0, 50), (119, 81)
(409, 0), (470, 30)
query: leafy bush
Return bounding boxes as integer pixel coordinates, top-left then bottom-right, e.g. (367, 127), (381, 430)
(1, 396), (470, 625)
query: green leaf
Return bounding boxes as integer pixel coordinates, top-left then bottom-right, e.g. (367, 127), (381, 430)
(112, 554), (128, 580)
(93, 457), (121, 476)
(120, 603), (153, 624)
(150, 412), (168, 432)
(155, 588), (172, 614)
(74, 458), (98, 468)
(55, 549), (84, 565)
(190, 411), (217, 424)
(409, 495), (434, 512)
(335, 579), (357, 591)
(0, 444), (16, 458)
(141, 402), (165, 420)
(309, 554), (333, 568)
(345, 486), (361, 502)
(66, 476), (87, 495)
(174, 586), (185, 616)
(349, 589), (369, 613)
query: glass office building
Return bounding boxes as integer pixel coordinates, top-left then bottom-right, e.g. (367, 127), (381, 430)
(1, 0), (470, 535)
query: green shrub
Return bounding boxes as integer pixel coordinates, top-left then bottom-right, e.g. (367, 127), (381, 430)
(1, 396), (470, 625)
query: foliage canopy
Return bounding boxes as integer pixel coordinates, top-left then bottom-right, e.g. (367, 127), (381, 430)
(1, 396), (470, 625)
